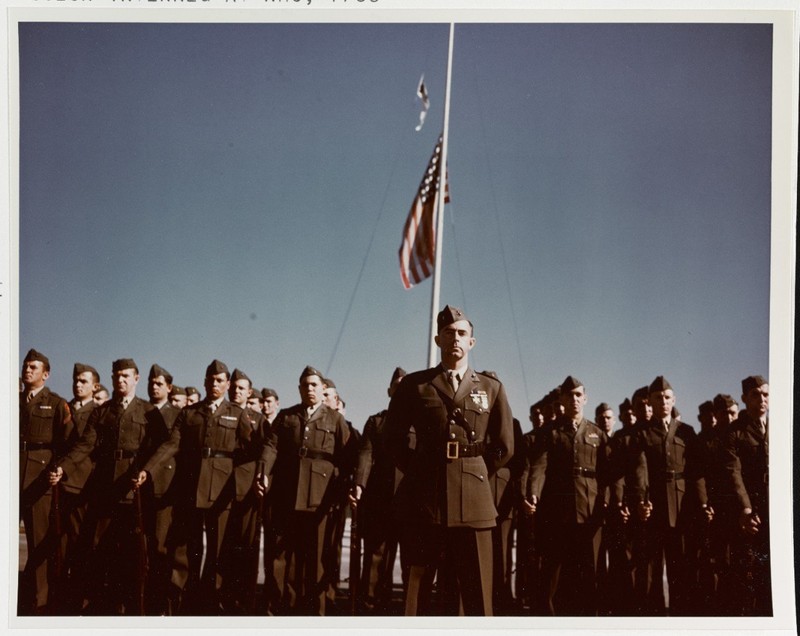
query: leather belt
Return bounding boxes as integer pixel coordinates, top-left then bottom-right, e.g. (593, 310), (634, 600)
(20, 441), (53, 452)
(113, 449), (138, 460)
(446, 441), (486, 459)
(573, 467), (597, 477)
(665, 471), (685, 481)
(298, 448), (334, 461)
(201, 448), (234, 459)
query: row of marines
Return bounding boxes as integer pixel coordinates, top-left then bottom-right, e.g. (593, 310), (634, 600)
(18, 307), (770, 616)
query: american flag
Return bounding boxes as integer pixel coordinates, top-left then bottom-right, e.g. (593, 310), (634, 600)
(399, 135), (450, 290)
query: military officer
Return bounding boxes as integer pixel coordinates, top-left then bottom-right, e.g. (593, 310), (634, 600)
(58, 358), (167, 614)
(255, 366), (350, 616)
(18, 349), (75, 615)
(595, 403), (616, 436)
(724, 375), (770, 615)
(350, 366), (406, 613)
(62, 363), (100, 612)
(633, 376), (700, 615)
(525, 376), (609, 616)
(220, 368), (266, 613)
(261, 388), (280, 425)
(145, 364), (182, 615)
(169, 386), (188, 409)
(136, 360), (257, 614)
(385, 305), (514, 616)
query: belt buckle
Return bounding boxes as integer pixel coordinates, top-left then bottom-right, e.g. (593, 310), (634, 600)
(298, 447), (308, 458)
(114, 449), (124, 460)
(201, 447), (212, 459)
(446, 441), (460, 460)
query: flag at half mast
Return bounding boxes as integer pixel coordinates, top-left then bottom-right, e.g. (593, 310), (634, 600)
(399, 135), (450, 290)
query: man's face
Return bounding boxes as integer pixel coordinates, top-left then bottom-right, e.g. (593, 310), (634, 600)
(22, 360), (49, 391)
(717, 403), (739, 425)
(743, 384), (769, 419)
(529, 408), (544, 429)
(435, 320), (475, 365)
(699, 412), (716, 430)
(170, 393), (188, 409)
(205, 373), (231, 401)
(633, 397), (652, 422)
(113, 368), (139, 399)
(230, 379), (252, 406)
(560, 386), (587, 420)
(149, 375), (172, 403)
(263, 395), (279, 418)
(650, 389), (675, 420)
(597, 408), (615, 434)
(246, 395), (262, 413)
(620, 408), (636, 428)
(73, 371), (96, 401)
(322, 387), (339, 410)
(299, 375), (324, 407)
(187, 392), (200, 405)
(93, 389), (109, 405)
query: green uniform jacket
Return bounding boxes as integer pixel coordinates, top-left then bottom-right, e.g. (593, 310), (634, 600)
(385, 365), (514, 529)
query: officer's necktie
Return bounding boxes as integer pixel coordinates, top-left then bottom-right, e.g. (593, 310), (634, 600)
(26, 392), (34, 403)
(449, 371), (460, 393)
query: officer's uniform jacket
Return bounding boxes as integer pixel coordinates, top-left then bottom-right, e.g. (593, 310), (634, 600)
(64, 400), (96, 494)
(260, 402), (350, 518)
(67, 396), (165, 507)
(20, 387), (75, 506)
(724, 412), (768, 516)
(633, 417), (699, 528)
(148, 403), (181, 500)
(143, 398), (251, 509)
(385, 365), (514, 529)
(492, 417), (525, 519)
(527, 416), (609, 525)
(232, 407), (266, 502)
(607, 423), (646, 510)
(356, 410), (404, 523)
(694, 423), (737, 519)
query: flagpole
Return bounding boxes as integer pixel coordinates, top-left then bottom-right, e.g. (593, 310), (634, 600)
(427, 22), (455, 368)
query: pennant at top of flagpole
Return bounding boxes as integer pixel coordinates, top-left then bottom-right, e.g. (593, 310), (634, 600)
(415, 74), (430, 132)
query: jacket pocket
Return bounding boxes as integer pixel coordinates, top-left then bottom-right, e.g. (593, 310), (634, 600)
(308, 459), (333, 508)
(460, 457), (496, 522)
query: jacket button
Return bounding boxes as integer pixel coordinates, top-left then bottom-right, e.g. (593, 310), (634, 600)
(305, 426), (310, 431)
(449, 432), (456, 439)
(479, 475), (484, 481)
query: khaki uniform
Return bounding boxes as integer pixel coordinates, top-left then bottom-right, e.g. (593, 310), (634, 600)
(19, 387), (75, 614)
(142, 398), (254, 613)
(385, 365), (513, 616)
(527, 416), (609, 615)
(723, 412), (770, 615)
(260, 403), (350, 615)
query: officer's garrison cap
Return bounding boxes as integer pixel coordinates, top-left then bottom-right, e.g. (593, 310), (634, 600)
(24, 349), (50, 371)
(149, 364), (173, 384)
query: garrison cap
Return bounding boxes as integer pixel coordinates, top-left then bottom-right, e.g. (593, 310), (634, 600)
(73, 362), (98, 379)
(205, 359), (229, 378)
(632, 386), (650, 402)
(185, 386), (200, 397)
(436, 305), (470, 332)
(546, 388), (561, 403)
(713, 393), (737, 410)
(619, 397), (633, 411)
(560, 375), (584, 392)
(741, 375), (767, 394)
(262, 387), (279, 400)
(323, 378), (336, 389)
(112, 358), (138, 373)
(390, 367), (407, 384)
(170, 385), (186, 396)
(231, 368), (251, 384)
(699, 400), (715, 416)
(149, 364), (173, 384)
(595, 402), (611, 417)
(299, 366), (323, 382)
(24, 349), (50, 370)
(93, 384), (109, 395)
(648, 376), (673, 393)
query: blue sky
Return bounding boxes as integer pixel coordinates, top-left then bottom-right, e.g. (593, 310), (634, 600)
(18, 20), (772, 431)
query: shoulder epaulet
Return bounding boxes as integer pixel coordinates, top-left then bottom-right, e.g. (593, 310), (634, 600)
(476, 370), (502, 383)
